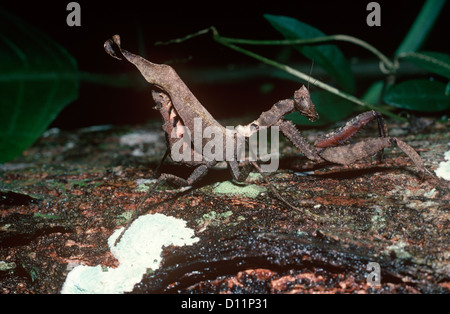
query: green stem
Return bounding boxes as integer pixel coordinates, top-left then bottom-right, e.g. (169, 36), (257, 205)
(213, 35), (405, 122)
(159, 27), (395, 73)
(218, 34), (396, 73)
(156, 26), (406, 122)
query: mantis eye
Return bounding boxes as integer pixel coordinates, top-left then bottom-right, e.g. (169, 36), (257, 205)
(294, 86), (319, 122)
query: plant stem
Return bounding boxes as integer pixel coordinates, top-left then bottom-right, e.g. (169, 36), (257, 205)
(156, 26), (407, 122)
(213, 35), (405, 122)
(218, 34), (396, 73)
(159, 27), (395, 73)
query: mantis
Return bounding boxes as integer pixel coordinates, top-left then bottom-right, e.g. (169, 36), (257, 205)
(104, 35), (429, 244)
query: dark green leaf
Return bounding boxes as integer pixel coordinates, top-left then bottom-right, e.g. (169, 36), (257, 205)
(395, 0), (446, 56)
(286, 91), (357, 126)
(265, 14), (355, 93)
(362, 80), (385, 105)
(398, 51), (450, 80)
(384, 79), (450, 112)
(0, 9), (79, 163)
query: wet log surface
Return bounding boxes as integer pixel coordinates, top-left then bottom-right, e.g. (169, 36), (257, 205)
(1, 117), (449, 293)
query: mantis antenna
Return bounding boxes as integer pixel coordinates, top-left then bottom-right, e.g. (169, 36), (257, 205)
(307, 59), (315, 91)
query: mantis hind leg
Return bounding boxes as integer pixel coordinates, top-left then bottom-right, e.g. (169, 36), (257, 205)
(319, 137), (429, 178)
(314, 110), (389, 164)
(315, 111), (387, 151)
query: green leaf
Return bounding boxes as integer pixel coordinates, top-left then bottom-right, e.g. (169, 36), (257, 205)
(446, 81), (450, 96)
(0, 9), (79, 163)
(397, 51), (450, 80)
(395, 0), (446, 56)
(362, 80), (385, 105)
(286, 90), (357, 126)
(264, 14), (355, 93)
(384, 79), (450, 112)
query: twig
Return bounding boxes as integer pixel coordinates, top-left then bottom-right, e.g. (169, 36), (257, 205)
(212, 36), (405, 121)
(155, 27), (407, 122)
(216, 34), (397, 74)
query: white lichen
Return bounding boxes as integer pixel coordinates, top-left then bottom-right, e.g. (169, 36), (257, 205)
(212, 181), (266, 198)
(435, 147), (450, 181)
(384, 241), (413, 260)
(134, 178), (157, 192)
(61, 213), (199, 294)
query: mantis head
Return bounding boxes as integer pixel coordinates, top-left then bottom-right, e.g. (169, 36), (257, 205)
(294, 85), (318, 122)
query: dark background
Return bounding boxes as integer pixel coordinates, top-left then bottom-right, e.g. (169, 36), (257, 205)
(1, 0), (449, 129)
